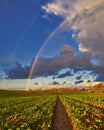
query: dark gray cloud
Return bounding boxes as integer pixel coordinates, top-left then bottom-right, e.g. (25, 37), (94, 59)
(4, 45), (104, 81)
(76, 75), (82, 80)
(52, 76), (56, 79)
(34, 82), (39, 85)
(5, 61), (30, 79)
(51, 81), (59, 85)
(72, 66), (85, 73)
(63, 81), (67, 84)
(57, 71), (73, 78)
(89, 71), (95, 75)
(87, 80), (91, 83)
(75, 80), (83, 85)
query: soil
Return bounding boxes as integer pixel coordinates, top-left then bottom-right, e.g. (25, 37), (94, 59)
(53, 97), (74, 130)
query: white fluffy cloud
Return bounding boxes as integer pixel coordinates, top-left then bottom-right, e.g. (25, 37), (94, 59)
(42, 0), (104, 65)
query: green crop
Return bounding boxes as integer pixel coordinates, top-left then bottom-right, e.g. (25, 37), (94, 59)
(1, 91), (104, 130)
(60, 94), (104, 130)
(0, 96), (57, 130)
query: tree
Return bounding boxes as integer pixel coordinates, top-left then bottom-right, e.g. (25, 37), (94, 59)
(93, 83), (104, 92)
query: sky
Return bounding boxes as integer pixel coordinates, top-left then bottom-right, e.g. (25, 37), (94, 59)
(0, 0), (104, 90)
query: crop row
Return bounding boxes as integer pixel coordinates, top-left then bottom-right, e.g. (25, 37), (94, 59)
(60, 95), (104, 130)
(66, 94), (104, 107)
(0, 96), (57, 130)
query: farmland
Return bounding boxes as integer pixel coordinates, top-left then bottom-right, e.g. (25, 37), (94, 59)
(0, 90), (104, 130)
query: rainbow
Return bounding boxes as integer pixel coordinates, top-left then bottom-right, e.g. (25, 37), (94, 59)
(25, 19), (68, 91)
(13, 17), (37, 55)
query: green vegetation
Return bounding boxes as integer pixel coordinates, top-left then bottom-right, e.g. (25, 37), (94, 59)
(0, 89), (104, 130)
(60, 94), (104, 130)
(0, 92), (57, 130)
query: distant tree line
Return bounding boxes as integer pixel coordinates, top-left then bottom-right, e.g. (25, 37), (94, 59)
(88, 83), (104, 93)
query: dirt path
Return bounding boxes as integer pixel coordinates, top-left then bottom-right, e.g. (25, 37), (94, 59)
(53, 97), (74, 130)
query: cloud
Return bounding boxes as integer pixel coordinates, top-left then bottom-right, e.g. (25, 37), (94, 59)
(4, 44), (104, 80)
(57, 71), (73, 78)
(95, 74), (104, 82)
(63, 81), (67, 84)
(3, 45), (78, 79)
(60, 44), (74, 56)
(76, 75), (82, 80)
(34, 82), (39, 85)
(75, 80), (83, 85)
(31, 44), (78, 77)
(82, 81), (101, 87)
(5, 61), (30, 79)
(52, 76), (56, 79)
(79, 43), (89, 52)
(42, 0), (74, 17)
(87, 80), (91, 83)
(51, 81), (59, 85)
(72, 66), (85, 73)
(5, 1), (104, 82)
(42, 0), (104, 66)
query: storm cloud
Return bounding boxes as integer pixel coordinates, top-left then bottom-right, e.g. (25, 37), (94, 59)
(5, 61), (30, 79)
(4, 45), (104, 80)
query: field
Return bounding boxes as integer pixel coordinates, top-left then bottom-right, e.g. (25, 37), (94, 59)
(0, 90), (104, 130)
